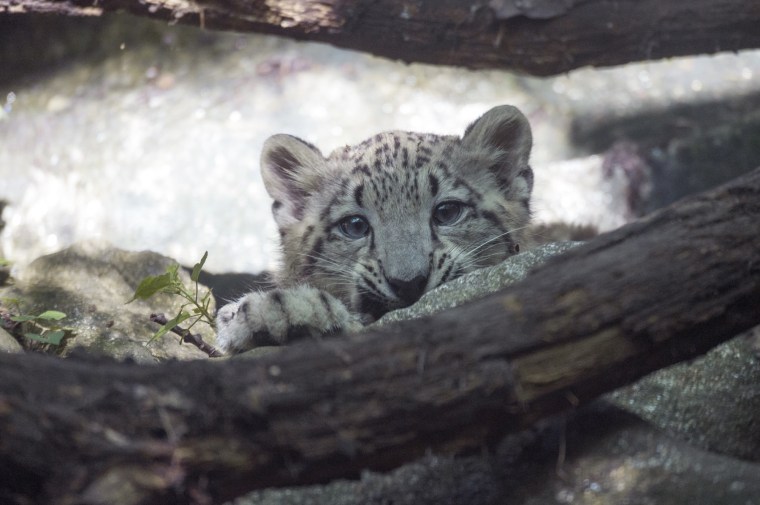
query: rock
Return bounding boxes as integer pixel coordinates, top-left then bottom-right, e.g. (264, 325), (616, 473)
(0, 242), (216, 362)
(0, 327), (22, 353)
(232, 402), (760, 505)
(373, 242), (581, 327)
(609, 327), (760, 461)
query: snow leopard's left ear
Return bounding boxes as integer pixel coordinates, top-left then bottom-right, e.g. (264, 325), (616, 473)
(260, 134), (327, 228)
(462, 105), (533, 201)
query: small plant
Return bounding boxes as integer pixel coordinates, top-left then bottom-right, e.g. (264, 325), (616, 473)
(128, 252), (215, 343)
(0, 297), (70, 346)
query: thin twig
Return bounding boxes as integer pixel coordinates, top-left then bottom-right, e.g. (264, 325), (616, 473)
(150, 313), (224, 358)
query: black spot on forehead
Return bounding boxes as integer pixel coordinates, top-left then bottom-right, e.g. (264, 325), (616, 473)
(428, 173), (439, 196)
(415, 156), (430, 169)
(418, 145), (433, 156)
(354, 185), (364, 208)
(353, 164), (371, 176)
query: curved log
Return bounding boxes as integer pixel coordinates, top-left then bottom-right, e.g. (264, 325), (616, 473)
(2, 0), (760, 75)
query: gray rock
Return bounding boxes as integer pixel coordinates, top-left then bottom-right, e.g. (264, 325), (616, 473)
(0, 327), (22, 353)
(373, 242), (581, 327)
(610, 327), (760, 461)
(231, 403), (760, 505)
(0, 242), (216, 362)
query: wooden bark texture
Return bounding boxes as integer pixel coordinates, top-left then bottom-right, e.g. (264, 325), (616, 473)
(1, 167), (759, 504)
(2, 0), (760, 75)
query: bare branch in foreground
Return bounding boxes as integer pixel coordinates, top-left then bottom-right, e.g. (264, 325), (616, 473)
(150, 312), (223, 358)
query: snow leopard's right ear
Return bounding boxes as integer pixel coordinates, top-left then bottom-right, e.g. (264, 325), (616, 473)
(260, 134), (327, 228)
(462, 105), (533, 201)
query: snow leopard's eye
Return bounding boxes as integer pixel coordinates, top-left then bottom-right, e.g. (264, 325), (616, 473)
(433, 201), (464, 225)
(338, 215), (371, 239)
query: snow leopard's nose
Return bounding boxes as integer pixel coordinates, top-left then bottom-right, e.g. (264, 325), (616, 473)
(387, 275), (428, 306)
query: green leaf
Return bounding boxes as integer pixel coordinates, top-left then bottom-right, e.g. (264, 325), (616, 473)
(128, 271), (176, 303)
(191, 251), (208, 282)
(166, 263), (181, 280)
(10, 315), (36, 322)
(150, 311), (192, 342)
(24, 331), (65, 345)
(0, 258), (11, 267)
(37, 310), (66, 321)
(23, 332), (45, 342)
(43, 330), (66, 345)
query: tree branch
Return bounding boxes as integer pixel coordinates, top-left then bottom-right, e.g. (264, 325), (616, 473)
(2, 0), (760, 75)
(1, 167), (759, 505)
(149, 313), (223, 358)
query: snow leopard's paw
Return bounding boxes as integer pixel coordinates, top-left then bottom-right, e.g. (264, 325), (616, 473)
(215, 285), (363, 354)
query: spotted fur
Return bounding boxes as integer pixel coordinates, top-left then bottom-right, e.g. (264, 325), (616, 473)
(216, 105), (533, 354)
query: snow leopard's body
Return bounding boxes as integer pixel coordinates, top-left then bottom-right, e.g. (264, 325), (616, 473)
(216, 105), (534, 354)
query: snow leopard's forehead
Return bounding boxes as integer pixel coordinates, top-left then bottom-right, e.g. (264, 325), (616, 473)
(329, 131), (458, 170)
(322, 130), (508, 214)
(318, 131), (483, 222)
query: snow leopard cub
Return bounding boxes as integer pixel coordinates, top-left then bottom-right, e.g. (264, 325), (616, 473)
(216, 105), (533, 354)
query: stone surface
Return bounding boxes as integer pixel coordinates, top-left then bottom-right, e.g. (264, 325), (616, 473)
(0, 242), (216, 362)
(231, 403), (760, 505)
(373, 242), (580, 326)
(610, 327), (760, 461)
(0, 327), (22, 353)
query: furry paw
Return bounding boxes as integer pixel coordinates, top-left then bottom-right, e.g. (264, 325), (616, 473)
(215, 285), (363, 354)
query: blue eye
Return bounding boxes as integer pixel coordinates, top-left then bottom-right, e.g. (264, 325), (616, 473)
(433, 201), (464, 225)
(338, 215), (370, 239)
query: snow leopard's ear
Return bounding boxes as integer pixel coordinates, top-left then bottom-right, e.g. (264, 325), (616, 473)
(261, 134), (327, 227)
(462, 105), (533, 201)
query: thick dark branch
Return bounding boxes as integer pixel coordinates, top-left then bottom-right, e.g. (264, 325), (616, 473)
(1, 168), (759, 505)
(2, 0), (760, 75)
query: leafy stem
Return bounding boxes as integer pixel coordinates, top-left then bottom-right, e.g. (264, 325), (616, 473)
(0, 297), (72, 346)
(128, 251), (217, 345)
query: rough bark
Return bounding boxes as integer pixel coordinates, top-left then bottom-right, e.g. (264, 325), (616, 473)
(1, 167), (760, 505)
(3, 0), (760, 75)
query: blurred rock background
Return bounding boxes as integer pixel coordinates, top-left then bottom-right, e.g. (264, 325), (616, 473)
(1, 14), (759, 283)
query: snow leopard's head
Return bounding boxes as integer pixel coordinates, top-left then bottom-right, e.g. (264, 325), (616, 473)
(260, 105), (533, 321)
